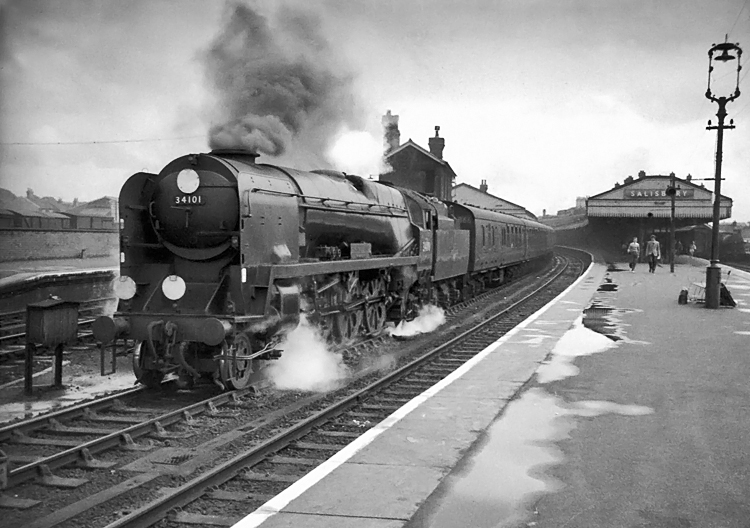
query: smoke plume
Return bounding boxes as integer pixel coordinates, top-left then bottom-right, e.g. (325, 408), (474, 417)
(203, 2), (363, 164)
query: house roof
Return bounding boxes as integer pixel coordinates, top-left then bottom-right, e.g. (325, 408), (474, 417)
(0, 194), (43, 214)
(3, 207), (69, 219)
(453, 182), (528, 211)
(26, 195), (72, 212)
(65, 196), (116, 217)
(386, 139), (457, 176)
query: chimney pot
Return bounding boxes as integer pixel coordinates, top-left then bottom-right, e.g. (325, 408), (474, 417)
(382, 110), (400, 152)
(428, 125), (445, 159)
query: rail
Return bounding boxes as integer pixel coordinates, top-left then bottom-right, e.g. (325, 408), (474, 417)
(103, 251), (584, 528)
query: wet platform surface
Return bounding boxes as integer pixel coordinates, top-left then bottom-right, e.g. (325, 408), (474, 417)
(0, 256), (118, 289)
(231, 258), (750, 528)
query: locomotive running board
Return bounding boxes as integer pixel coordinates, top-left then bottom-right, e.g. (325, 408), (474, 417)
(255, 255), (421, 281)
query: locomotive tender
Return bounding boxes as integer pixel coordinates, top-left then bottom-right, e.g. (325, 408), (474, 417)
(93, 149), (554, 389)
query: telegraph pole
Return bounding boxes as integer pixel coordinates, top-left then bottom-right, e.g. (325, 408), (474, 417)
(667, 172), (676, 273)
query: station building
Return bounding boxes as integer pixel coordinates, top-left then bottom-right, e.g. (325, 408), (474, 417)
(585, 171), (732, 257)
(452, 181), (537, 220)
(379, 111), (533, 222)
(379, 111), (456, 202)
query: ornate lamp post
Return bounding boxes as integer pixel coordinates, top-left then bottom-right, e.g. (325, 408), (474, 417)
(704, 39), (742, 309)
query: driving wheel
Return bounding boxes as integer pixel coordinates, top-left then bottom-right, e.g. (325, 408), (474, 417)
(364, 301), (387, 333)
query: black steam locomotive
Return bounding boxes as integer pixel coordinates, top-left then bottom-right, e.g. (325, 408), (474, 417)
(93, 149), (554, 389)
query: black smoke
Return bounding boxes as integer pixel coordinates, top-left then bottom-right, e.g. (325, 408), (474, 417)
(204, 2), (362, 161)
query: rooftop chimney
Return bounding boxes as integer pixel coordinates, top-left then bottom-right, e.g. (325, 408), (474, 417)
(382, 110), (400, 152)
(428, 126), (445, 159)
(479, 179), (488, 193)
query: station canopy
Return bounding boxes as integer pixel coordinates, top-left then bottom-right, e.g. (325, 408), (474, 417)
(586, 173), (732, 220)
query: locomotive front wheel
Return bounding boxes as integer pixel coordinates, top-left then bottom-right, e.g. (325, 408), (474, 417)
(219, 335), (255, 390)
(132, 341), (164, 389)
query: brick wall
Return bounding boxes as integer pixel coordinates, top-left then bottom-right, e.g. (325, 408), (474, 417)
(0, 228), (118, 262)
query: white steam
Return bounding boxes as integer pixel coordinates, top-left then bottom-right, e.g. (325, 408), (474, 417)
(328, 128), (391, 177)
(266, 315), (349, 392)
(388, 305), (446, 338)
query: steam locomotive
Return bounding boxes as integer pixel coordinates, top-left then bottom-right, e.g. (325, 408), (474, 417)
(93, 149), (554, 390)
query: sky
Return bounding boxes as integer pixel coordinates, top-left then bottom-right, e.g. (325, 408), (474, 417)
(1, 0), (749, 221)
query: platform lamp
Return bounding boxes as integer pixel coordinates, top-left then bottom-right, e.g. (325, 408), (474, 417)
(704, 38), (742, 309)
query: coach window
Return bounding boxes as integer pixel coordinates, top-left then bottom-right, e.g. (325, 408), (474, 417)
(482, 225), (486, 247)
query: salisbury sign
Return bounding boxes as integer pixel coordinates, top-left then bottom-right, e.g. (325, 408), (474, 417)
(624, 188), (695, 199)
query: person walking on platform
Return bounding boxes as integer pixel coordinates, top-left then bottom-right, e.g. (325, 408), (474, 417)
(689, 241), (697, 258)
(627, 237), (640, 272)
(646, 235), (661, 273)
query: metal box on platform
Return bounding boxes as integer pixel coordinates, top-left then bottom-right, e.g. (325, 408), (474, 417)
(26, 299), (79, 347)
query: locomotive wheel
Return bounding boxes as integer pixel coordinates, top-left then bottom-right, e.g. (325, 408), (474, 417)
(132, 341), (164, 389)
(364, 301), (387, 333)
(349, 309), (363, 338)
(219, 335), (255, 390)
(333, 312), (352, 342)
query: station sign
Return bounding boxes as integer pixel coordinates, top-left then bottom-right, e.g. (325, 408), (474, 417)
(624, 189), (695, 199)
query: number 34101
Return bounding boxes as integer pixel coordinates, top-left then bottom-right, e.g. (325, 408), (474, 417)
(174, 195), (205, 205)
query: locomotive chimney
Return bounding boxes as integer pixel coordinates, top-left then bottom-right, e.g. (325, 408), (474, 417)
(428, 126), (445, 159)
(382, 110), (400, 152)
(479, 179), (488, 193)
(209, 149), (260, 162)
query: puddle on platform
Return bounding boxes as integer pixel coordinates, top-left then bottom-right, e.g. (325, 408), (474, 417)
(536, 317), (617, 383)
(596, 277), (618, 292)
(411, 297), (653, 528)
(582, 300), (644, 344)
(412, 388), (654, 528)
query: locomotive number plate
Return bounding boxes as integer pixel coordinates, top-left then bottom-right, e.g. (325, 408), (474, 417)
(173, 195), (205, 205)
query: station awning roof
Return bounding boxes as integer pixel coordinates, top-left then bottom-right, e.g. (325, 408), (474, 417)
(586, 175), (731, 220)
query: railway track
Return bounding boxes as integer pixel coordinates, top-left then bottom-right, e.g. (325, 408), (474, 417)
(726, 260), (750, 274)
(0, 249), (588, 528)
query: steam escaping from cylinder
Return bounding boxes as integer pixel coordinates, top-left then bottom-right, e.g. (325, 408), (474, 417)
(389, 305), (446, 338)
(203, 2), (365, 166)
(266, 315), (349, 392)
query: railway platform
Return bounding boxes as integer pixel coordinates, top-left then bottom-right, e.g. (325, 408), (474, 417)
(0, 256), (117, 288)
(232, 256), (750, 528)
